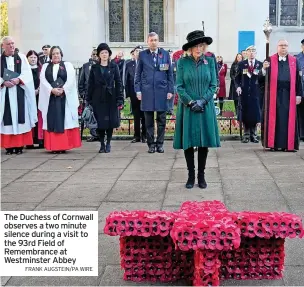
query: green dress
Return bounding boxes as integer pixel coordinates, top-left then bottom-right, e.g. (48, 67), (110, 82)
(173, 55), (221, 150)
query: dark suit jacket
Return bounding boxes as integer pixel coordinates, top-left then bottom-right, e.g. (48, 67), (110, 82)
(78, 59), (96, 98)
(134, 48), (174, 112)
(125, 60), (137, 99)
(39, 55), (50, 66)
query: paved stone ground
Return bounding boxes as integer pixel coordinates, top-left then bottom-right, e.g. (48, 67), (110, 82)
(1, 140), (304, 286)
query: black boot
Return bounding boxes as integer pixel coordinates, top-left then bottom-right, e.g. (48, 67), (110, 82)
(184, 148), (195, 189)
(98, 129), (105, 153)
(198, 147), (208, 189)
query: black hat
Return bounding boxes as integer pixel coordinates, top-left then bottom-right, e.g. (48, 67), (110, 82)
(182, 30), (213, 51)
(301, 39), (304, 44)
(130, 49), (135, 54)
(134, 45), (144, 50)
(42, 44), (51, 49)
(97, 43), (112, 57)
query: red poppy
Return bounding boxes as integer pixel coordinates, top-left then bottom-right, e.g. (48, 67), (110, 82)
(60, 66), (64, 70)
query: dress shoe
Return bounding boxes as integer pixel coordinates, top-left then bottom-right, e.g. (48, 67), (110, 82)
(242, 138), (250, 143)
(5, 149), (14, 155)
(131, 138), (140, 143)
(105, 143), (111, 153)
(141, 137), (147, 143)
(99, 144), (105, 153)
(250, 138), (259, 143)
(156, 146), (164, 153)
(26, 145), (35, 149)
(15, 148), (23, 155)
(148, 146), (155, 153)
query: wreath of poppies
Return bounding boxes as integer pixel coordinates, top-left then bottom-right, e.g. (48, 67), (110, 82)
(104, 201), (303, 286)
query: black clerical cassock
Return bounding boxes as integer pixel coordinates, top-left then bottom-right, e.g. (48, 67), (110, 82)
(259, 54), (303, 151)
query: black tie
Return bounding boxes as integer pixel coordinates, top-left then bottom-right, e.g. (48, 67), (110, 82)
(152, 52), (157, 67)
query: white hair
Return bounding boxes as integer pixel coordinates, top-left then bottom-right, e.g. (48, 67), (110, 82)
(277, 39), (288, 45)
(1, 36), (14, 45)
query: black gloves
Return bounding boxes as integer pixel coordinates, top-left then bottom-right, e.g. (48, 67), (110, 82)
(190, 99), (207, 113)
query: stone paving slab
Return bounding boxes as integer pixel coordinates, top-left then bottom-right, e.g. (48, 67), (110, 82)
(1, 157), (48, 170)
(1, 140), (304, 286)
(104, 180), (167, 202)
(40, 183), (114, 207)
(1, 182), (59, 203)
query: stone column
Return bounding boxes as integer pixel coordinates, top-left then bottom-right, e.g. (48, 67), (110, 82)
(7, 0), (106, 65)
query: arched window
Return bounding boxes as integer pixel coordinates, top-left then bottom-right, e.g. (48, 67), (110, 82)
(106, 0), (174, 44)
(269, 0), (303, 27)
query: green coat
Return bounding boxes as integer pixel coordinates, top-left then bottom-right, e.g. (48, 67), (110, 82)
(173, 55), (221, 150)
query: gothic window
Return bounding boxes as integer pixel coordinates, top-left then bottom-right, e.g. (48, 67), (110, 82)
(280, 0), (298, 26)
(109, 0), (124, 42)
(129, 0), (144, 42)
(269, 0), (277, 25)
(269, 0), (303, 26)
(302, 0), (304, 26)
(149, 0), (164, 42)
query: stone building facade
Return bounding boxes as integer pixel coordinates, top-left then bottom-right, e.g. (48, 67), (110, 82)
(7, 0), (304, 66)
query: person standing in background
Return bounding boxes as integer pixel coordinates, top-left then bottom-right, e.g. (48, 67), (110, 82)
(167, 49), (176, 115)
(39, 44), (51, 65)
(125, 45), (146, 143)
(229, 53), (243, 115)
(26, 50), (44, 148)
(78, 49), (99, 142)
(216, 56), (228, 115)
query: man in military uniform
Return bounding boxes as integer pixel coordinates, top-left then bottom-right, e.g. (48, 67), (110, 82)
(125, 45), (146, 143)
(235, 45), (262, 143)
(39, 44), (51, 65)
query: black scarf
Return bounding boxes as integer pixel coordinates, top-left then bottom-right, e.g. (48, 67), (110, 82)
(1, 52), (25, 126)
(44, 62), (67, 133)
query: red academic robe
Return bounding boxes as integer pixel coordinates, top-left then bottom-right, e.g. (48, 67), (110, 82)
(260, 54), (303, 151)
(217, 63), (227, 98)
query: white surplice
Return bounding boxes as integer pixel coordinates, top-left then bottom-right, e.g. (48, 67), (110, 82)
(0, 53), (37, 135)
(39, 62), (79, 130)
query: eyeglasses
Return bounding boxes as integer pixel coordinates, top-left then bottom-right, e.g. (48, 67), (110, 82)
(92, 54), (97, 56)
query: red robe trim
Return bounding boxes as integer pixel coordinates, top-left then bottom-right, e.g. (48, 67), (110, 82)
(268, 54), (297, 150)
(44, 128), (81, 151)
(1, 131), (33, 148)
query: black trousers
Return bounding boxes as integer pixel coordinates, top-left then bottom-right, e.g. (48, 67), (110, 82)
(98, 128), (113, 144)
(144, 111), (166, 147)
(130, 96), (146, 139)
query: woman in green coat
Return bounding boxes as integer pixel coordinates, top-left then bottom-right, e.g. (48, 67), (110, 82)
(173, 30), (220, 189)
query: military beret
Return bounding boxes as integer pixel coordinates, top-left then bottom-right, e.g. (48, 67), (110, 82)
(42, 44), (51, 49)
(134, 45), (144, 50)
(246, 45), (256, 51)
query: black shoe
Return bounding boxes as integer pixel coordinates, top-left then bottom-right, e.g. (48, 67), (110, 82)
(242, 138), (250, 143)
(148, 146), (155, 153)
(26, 145), (35, 149)
(59, 150), (66, 154)
(198, 173), (207, 189)
(185, 172), (195, 189)
(131, 138), (141, 143)
(141, 137), (147, 143)
(156, 146), (164, 153)
(99, 144), (105, 153)
(15, 148), (23, 155)
(5, 149), (14, 155)
(105, 143), (111, 153)
(250, 138), (259, 143)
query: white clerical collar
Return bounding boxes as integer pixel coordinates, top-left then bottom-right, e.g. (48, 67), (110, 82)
(31, 65), (38, 69)
(279, 55), (287, 61)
